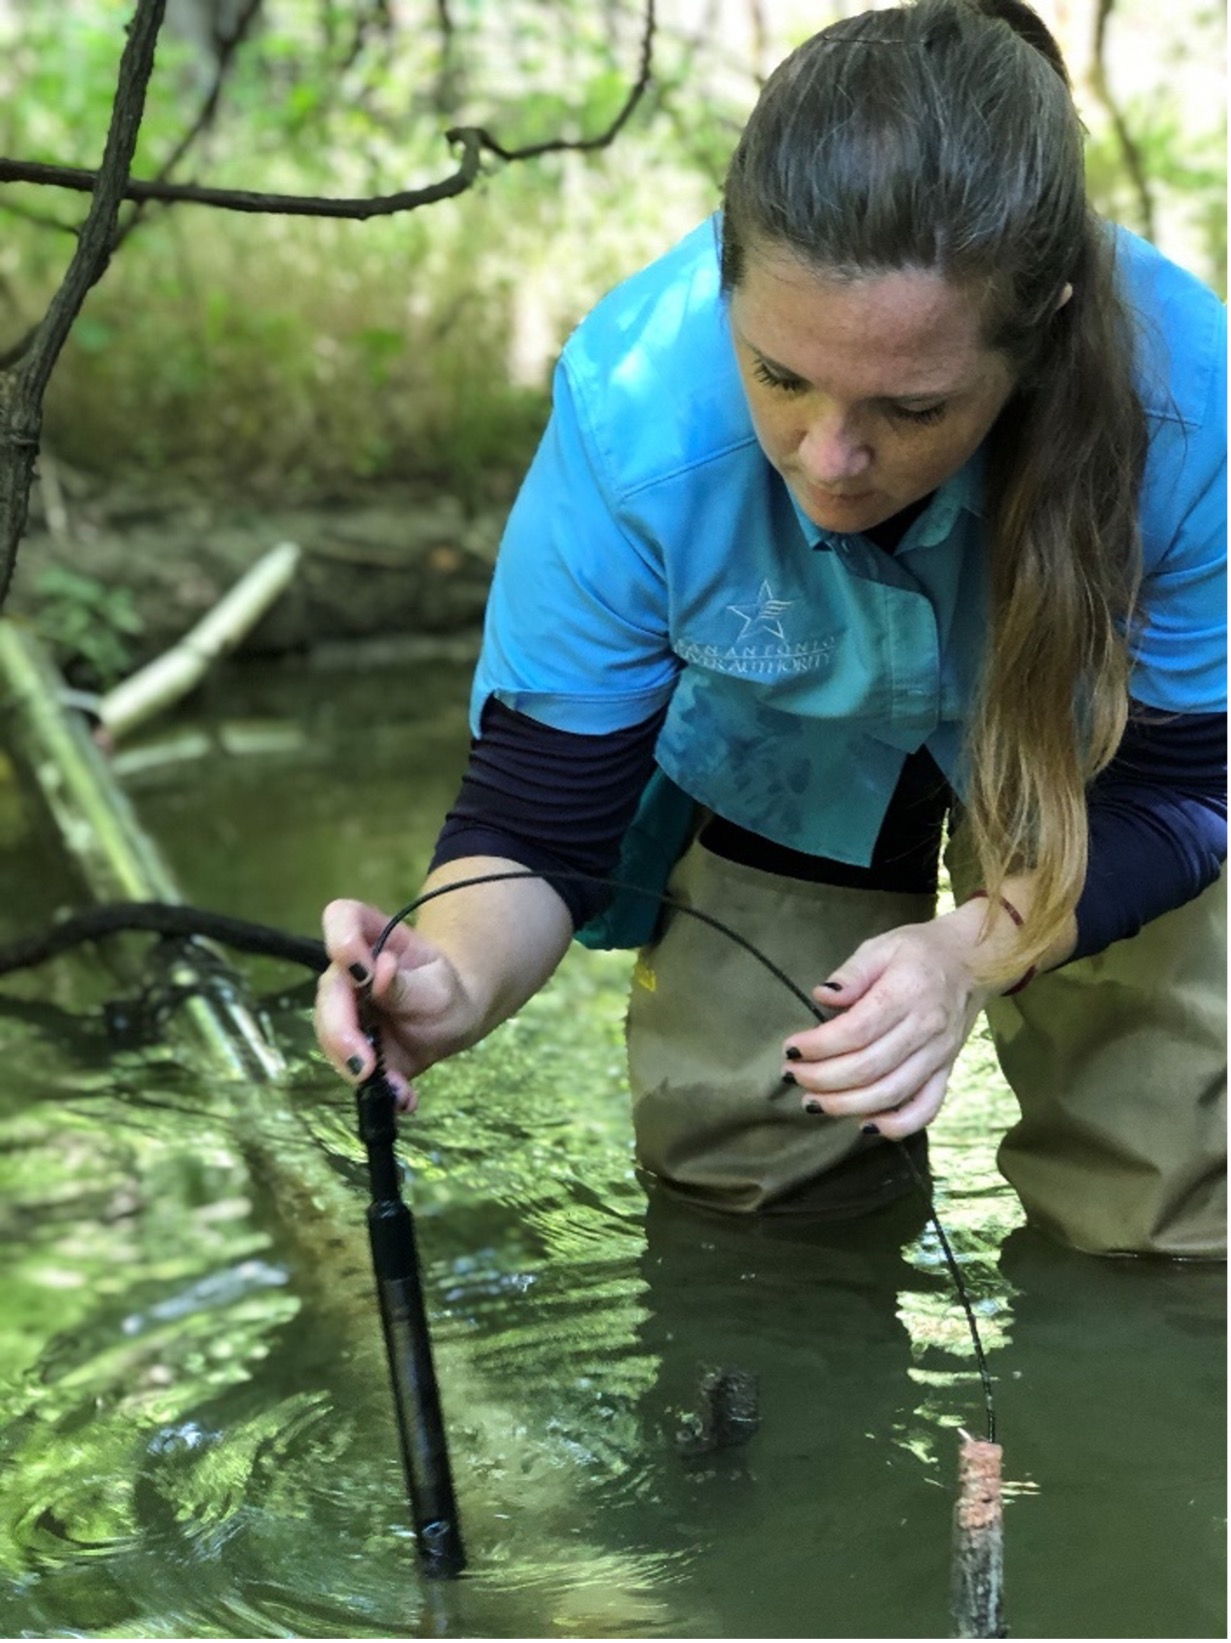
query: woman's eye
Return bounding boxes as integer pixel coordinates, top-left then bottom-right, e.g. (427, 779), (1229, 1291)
(752, 360), (808, 394)
(888, 402), (947, 425)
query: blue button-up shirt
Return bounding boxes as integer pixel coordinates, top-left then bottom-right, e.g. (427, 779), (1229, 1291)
(473, 216), (1226, 867)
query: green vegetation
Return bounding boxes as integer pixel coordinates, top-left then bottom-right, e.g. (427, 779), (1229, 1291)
(28, 562), (144, 687)
(0, 1), (1224, 508)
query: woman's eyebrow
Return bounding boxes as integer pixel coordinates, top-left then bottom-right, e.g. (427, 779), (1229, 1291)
(747, 347), (962, 403)
(888, 389), (955, 405)
(738, 324), (972, 402)
(745, 341), (806, 377)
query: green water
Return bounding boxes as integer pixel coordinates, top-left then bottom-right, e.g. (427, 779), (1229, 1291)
(0, 657), (1224, 1639)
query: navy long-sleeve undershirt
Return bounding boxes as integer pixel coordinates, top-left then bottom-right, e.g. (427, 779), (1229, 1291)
(430, 698), (1227, 962)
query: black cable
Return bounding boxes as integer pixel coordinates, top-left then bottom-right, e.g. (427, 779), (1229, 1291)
(372, 869), (821, 1015)
(896, 1142), (997, 1446)
(0, 901), (327, 976)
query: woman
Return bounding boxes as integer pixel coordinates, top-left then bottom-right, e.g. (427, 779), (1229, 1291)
(316, 0), (1226, 1257)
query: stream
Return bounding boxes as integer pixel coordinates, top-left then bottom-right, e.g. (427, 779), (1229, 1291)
(0, 653), (1224, 1639)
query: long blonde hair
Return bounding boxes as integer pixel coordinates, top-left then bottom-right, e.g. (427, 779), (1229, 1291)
(720, 0), (1148, 975)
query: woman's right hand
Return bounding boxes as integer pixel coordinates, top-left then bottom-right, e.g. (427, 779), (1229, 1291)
(314, 898), (478, 1108)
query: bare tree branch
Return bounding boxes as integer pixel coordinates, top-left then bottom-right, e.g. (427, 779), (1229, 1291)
(0, 0), (656, 213)
(746, 0), (770, 86)
(462, 0), (655, 162)
(0, 0), (264, 372)
(339, 0), (394, 74)
(433, 0), (460, 117)
(0, 133), (483, 218)
(142, 0), (264, 192)
(1089, 0), (1156, 241)
(0, 0), (168, 610)
(0, 0), (658, 605)
(0, 198), (79, 236)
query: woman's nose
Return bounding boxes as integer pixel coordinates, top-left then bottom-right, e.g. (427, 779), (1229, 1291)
(799, 413), (872, 485)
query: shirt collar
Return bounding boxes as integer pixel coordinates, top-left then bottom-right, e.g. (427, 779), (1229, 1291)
(788, 446), (987, 552)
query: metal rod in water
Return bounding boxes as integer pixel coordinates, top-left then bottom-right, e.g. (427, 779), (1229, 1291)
(950, 1431), (1006, 1638)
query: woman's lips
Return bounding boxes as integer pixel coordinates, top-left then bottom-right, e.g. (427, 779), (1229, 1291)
(803, 482), (874, 507)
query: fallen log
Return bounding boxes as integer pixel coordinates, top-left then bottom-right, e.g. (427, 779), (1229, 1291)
(97, 540), (301, 741)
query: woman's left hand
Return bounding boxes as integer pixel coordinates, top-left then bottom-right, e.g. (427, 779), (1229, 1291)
(781, 904), (996, 1139)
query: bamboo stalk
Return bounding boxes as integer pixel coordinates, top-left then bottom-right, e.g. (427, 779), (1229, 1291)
(98, 540), (301, 740)
(950, 1432), (1007, 1638)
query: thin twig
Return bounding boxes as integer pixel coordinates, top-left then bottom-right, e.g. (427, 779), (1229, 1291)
(158, 0), (263, 183)
(0, 197), (79, 236)
(1089, 0), (1156, 240)
(433, 0), (460, 116)
(458, 0), (655, 161)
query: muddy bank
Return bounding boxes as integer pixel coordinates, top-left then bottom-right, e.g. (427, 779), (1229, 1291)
(6, 469), (507, 677)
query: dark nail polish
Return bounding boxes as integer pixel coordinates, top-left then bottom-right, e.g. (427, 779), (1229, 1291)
(346, 1054), (365, 1076)
(820, 980), (844, 993)
(781, 1070), (797, 1085)
(861, 1122), (880, 1135)
(785, 1045), (802, 1061)
(803, 1099), (824, 1115)
(349, 962), (370, 983)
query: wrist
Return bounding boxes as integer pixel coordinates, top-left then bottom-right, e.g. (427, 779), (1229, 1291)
(964, 889), (1036, 995)
(939, 894), (1032, 998)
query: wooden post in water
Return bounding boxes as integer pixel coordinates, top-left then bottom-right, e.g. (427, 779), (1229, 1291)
(950, 1432), (1006, 1638)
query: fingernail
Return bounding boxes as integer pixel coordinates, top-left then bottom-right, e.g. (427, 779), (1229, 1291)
(784, 1045), (802, 1061)
(861, 1122), (880, 1135)
(346, 1054), (365, 1077)
(349, 962), (370, 983)
(820, 980), (844, 993)
(781, 1070), (797, 1085)
(803, 1099), (824, 1115)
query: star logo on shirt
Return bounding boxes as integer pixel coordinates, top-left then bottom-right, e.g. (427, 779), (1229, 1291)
(726, 580), (795, 641)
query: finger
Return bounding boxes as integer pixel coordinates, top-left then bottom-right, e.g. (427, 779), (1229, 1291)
(369, 948), (403, 1003)
(859, 1066), (950, 1141)
(810, 980), (847, 1020)
(321, 898), (393, 982)
(314, 963), (377, 1079)
(313, 967), (423, 1108)
(794, 1039), (948, 1122)
(811, 945), (891, 1006)
(785, 1011), (929, 1093)
(785, 983), (914, 1063)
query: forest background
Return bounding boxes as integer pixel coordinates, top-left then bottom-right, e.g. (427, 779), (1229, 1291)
(0, 0), (1225, 683)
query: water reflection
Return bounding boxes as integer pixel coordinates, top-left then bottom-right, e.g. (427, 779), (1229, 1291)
(0, 658), (1224, 1639)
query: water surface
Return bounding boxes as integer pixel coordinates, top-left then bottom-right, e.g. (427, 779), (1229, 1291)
(0, 656), (1223, 1638)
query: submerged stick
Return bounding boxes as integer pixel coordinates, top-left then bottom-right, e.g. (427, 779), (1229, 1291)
(950, 1432), (1006, 1638)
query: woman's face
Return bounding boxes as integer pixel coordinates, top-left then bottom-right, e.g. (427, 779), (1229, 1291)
(729, 246), (1018, 535)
